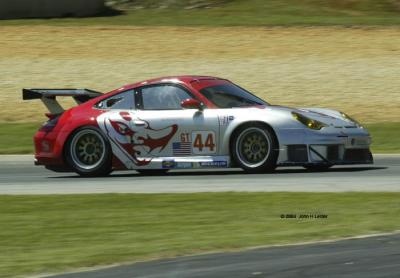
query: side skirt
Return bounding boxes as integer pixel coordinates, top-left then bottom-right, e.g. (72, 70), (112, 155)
(133, 156), (231, 170)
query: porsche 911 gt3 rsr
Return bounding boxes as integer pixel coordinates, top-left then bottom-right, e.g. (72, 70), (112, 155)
(23, 76), (373, 176)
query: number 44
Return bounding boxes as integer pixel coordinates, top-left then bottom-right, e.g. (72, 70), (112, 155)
(192, 131), (216, 154)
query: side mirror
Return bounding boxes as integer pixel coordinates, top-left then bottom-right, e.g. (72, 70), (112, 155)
(181, 98), (203, 111)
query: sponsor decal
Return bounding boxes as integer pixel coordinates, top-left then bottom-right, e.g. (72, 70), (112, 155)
(162, 160), (177, 169)
(219, 115), (234, 126)
(199, 161), (228, 168)
(162, 160), (193, 169)
(176, 162), (193, 169)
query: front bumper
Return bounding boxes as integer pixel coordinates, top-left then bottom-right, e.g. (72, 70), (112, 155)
(278, 144), (373, 166)
(277, 128), (373, 166)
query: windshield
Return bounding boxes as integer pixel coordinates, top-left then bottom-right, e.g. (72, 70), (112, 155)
(199, 83), (268, 108)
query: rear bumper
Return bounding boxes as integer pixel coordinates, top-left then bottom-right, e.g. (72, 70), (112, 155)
(34, 130), (66, 167)
(34, 155), (64, 166)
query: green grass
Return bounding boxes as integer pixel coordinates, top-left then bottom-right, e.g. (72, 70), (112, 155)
(0, 123), (41, 154)
(1, 192), (400, 277)
(0, 122), (399, 154)
(2, 0), (400, 26)
(367, 122), (400, 153)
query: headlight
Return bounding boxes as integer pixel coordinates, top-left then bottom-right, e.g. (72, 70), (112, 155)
(340, 112), (363, 128)
(292, 112), (327, 130)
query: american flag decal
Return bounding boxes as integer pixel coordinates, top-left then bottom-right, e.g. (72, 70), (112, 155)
(173, 142), (191, 156)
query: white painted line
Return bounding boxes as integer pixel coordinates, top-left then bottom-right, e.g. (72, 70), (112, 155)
(242, 230), (400, 250)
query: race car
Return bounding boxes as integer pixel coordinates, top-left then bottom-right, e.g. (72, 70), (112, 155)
(23, 75), (373, 176)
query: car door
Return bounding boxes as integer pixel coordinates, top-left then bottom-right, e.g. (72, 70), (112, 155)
(96, 89), (151, 169)
(134, 83), (221, 159)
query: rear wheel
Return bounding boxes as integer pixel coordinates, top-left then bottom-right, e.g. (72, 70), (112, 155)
(231, 124), (279, 173)
(65, 126), (112, 177)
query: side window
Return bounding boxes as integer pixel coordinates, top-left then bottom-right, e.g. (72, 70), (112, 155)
(141, 85), (192, 110)
(96, 90), (135, 110)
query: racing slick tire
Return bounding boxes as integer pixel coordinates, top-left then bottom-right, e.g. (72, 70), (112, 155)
(136, 169), (169, 175)
(231, 123), (279, 173)
(65, 126), (112, 177)
(303, 165), (332, 172)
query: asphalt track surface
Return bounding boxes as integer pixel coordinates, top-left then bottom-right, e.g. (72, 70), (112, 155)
(48, 233), (400, 278)
(2, 155), (399, 278)
(0, 154), (399, 194)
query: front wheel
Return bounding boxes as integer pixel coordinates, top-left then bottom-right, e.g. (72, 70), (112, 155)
(65, 126), (112, 177)
(231, 124), (279, 173)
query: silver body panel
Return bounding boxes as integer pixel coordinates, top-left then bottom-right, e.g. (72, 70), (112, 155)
(97, 105), (372, 170)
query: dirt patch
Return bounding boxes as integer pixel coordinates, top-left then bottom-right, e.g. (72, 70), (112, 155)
(0, 26), (399, 123)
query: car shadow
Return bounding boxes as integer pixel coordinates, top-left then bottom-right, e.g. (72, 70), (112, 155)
(49, 166), (387, 179)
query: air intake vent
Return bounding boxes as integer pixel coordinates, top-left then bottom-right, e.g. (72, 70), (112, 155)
(327, 145), (340, 161)
(287, 145), (308, 162)
(344, 149), (372, 162)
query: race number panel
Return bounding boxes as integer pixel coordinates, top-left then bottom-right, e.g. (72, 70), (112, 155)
(192, 131), (216, 154)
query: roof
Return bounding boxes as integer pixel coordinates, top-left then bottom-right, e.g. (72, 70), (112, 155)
(103, 76), (230, 98)
(122, 75), (224, 89)
(141, 75), (226, 84)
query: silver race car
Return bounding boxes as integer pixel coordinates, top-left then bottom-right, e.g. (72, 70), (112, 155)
(25, 75), (373, 176)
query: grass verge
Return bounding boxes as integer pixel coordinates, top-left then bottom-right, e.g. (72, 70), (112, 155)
(0, 123), (41, 154)
(367, 122), (400, 153)
(2, 0), (400, 26)
(0, 122), (399, 154)
(2, 27), (399, 123)
(1, 193), (400, 277)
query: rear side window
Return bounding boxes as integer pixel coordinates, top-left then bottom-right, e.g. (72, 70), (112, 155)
(96, 90), (135, 110)
(141, 85), (192, 110)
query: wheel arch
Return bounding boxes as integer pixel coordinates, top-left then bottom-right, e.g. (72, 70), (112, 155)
(55, 106), (104, 163)
(62, 124), (113, 176)
(61, 123), (104, 166)
(226, 121), (280, 162)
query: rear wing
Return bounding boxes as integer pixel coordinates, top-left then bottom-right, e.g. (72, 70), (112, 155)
(22, 88), (102, 114)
